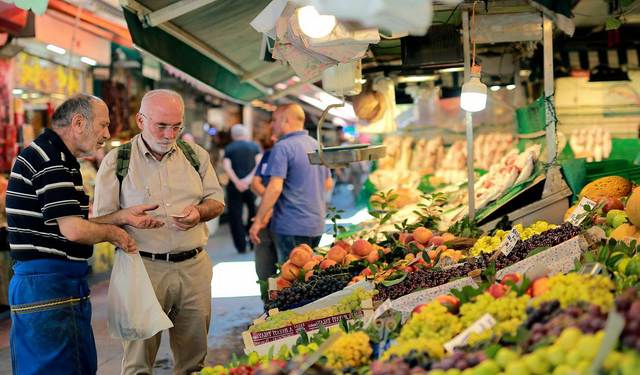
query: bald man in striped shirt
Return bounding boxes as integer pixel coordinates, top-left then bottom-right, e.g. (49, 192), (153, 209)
(5, 93), (164, 375)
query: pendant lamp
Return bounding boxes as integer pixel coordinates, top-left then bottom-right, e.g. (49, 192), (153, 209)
(460, 1), (487, 113)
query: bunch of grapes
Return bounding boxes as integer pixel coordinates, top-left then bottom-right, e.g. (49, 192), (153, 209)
(323, 331), (372, 370)
(470, 221), (558, 256)
(380, 338), (445, 363)
(429, 350), (489, 372)
(459, 291), (529, 327)
(521, 302), (608, 351)
(614, 288), (640, 351)
(398, 302), (463, 344)
(253, 288), (376, 332)
(375, 261), (482, 301)
(370, 358), (426, 375)
(533, 273), (615, 311)
(265, 266), (351, 311)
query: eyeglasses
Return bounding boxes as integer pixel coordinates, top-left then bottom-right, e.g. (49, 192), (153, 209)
(139, 113), (185, 133)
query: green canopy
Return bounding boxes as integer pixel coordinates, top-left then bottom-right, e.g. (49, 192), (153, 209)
(123, 9), (264, 102)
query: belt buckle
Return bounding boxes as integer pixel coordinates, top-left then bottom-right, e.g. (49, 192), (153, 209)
(166, 253), (171, 262)
(151, 253), (156, 262)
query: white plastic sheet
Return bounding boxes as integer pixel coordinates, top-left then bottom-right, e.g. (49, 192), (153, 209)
(107, 251), (173, 340)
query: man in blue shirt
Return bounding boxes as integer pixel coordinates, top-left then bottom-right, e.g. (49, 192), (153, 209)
(249, 104), (332, 262)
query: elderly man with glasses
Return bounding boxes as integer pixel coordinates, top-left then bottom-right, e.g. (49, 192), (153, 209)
(94, 89), (225, 375)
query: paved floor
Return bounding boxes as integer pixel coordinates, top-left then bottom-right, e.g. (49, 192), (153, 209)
(0, 184), (362, 374)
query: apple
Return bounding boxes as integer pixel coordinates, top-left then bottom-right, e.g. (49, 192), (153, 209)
(434, 295), (460, 310)
(595, 196), (625, 215)
(500, 273), (522, 285)
(411, 303), (429, 315)
(612, 215), (629, 229)
(607, 209), (625, 226)
(488, 284), (510, 299)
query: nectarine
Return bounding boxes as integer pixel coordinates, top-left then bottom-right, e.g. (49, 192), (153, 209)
(352, 239), (373, 256)
(413, 227), (433, 245)
(289, 248), (311, 267)
(327, 246), (347, 264)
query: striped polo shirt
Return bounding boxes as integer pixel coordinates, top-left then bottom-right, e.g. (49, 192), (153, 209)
(6, 128), (92, 261)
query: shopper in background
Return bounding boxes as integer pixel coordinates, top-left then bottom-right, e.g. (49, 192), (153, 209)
(249, 103), (332, 262)
(251, 133), (278, 298)
(222, 124), (262, 253)
(6, 93), (164, 375)
(94, 89), (225, 375)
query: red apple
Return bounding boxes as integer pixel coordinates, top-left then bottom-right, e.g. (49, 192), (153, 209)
(488, 284), (510, 299)
(500, 273), (522, 285)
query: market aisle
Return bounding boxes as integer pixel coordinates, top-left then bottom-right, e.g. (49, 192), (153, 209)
(0, 224), (264, 374)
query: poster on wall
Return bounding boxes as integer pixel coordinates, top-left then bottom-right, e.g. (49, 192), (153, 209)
(13, 53), (83, 95)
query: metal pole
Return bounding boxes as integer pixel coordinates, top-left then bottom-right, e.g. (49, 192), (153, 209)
(462, 10), (475, 220)
(543, 15), (555, 164)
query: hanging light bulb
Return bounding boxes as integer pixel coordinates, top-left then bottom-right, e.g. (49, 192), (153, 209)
(461, 66), (487, 112)
(298, 6), (336, 38)
(460, 1), (487, 113)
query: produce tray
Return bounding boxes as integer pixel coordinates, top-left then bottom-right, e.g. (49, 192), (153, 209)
(242, 300), (373, 355)
(585, 166), (640, 184)
(390, 235), (585, 321)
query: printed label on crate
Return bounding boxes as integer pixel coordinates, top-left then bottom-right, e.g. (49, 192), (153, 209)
(443, 313), (497, 353)
(498, 228), (520, 256)
(363, 299), (392, 328)
(249, 310), (364, 346)
(565, 197), (597, 226)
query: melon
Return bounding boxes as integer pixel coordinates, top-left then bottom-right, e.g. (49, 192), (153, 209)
(564, 204), (578, 221)
(626, 188), (640, 227)
(580, 176), (631, 200)
(609, 223), (640, 241)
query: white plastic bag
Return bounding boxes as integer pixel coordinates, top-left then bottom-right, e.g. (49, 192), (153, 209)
(107, 251), (173, 340)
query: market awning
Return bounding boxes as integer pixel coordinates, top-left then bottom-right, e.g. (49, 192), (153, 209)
(120, 0), (295, 103)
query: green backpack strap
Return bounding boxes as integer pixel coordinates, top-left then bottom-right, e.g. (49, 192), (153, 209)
(176, 139), (201, 173)
(115, 140), (200, 190)
(115, 142), (132, 186)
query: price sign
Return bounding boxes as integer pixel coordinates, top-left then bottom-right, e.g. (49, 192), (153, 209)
(443, 313), (497, 353)
(498, 228), (520, 256)
(565, 197), (597, 226)
(363, 299), (393, 328)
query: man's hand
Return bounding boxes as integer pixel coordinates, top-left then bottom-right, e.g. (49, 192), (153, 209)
(123, 204), (165, 229)
(172, 206), (201, 231)
(234, 179), (249, 192)
(110, 227), (137, 253)
(249, 220), (262, 244)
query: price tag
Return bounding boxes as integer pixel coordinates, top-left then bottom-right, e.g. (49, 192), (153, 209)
(363, 299), (393, 328)
(588, 311), (625, 375)
(565, 197), (597, 226)
(578, 262), (603, 276)
(443, 313), (497, 353)
(498, 228), (520, 256)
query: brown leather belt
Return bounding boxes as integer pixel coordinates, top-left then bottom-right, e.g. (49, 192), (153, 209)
(139, 248), (203, 262)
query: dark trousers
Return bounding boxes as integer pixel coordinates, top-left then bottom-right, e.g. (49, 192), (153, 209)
(226, 184), (256, 253)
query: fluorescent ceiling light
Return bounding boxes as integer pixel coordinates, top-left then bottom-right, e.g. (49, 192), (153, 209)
(110, 141), (121, 147)
(506, 84), (516, 90)
(80, 56), (97, 66)
(46, 44), (66, 55)
(21, 94), (28, 99)
(298, 6), (336, 38)
(439, 67), (464, 73)
(211, 261), (261, 298)
(50, 93), (66, 100)
(30, 93), (41, 98)
(490, 85), (501, 91)
(398, 75), (436, 83)
(12, 89), (23, 95)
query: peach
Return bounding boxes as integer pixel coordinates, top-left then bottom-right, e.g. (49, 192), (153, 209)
(327, 246), (347, 264)
(334, 240), (351, 252)
(343, 254), (359, 266)
(275, 276), (291, 290)
(413, 227), (433, 245)
(281, 262), (300, 282)
(320, 259), (338, 270)
(383, 247), (391, 254)
(405, 253), (416, 262)
(289, 248), (311, 267)
(427, 250), (438, 261)
(428, 236), (445, 246)
(298, 244), (314, 257)
(305, 270), (315, 282)
(366, 250), (381, 263)
(402, 266), (414, 273)
(302, 261), (319, 271)
(435, 295), (460, 309)
(407, 241), (425, 251)
(442, 232), (456, 242)
(360, 267), (373, 277)
(404, 234), (415, 245)
(435, 245), (448, 253)
(397, 232), (408, 244)
(352, 239), (373, 256)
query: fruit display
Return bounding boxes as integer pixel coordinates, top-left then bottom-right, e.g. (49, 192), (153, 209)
(469, 221), (557, 256)
(249, 288), (376, 332)
(323, 331), (373, 370)
(398, 301), (463, 344)
(532, 273), (614, 311)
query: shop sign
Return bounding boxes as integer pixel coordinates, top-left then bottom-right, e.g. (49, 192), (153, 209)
(13, 53), (82, 95)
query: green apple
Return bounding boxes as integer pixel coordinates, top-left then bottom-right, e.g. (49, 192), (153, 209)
(496, 348), (519, 370)
(612, 215), (628, 229)
(607, 210), (625, 226)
